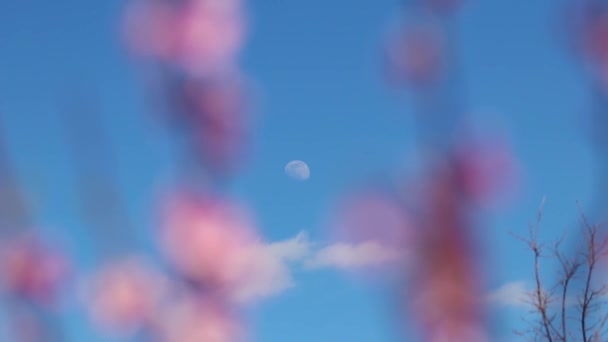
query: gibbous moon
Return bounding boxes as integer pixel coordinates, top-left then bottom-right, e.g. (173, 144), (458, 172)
(285, 160), (310, 181)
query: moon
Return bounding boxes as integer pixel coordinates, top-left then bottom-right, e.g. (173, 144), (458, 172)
(285, 160), (310, 181)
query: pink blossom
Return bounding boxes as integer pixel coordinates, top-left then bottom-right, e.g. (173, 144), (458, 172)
(178, 77), (252, 174)
(172, 0), (247, 76)
(452, 136), (520, 208)
(159, 191), (259, 293)
(385, 23), (446, 88)
(326, 190), (414, 283)
(157, 295), (245, 342)
(83, 257), (169, 334)
(406, 163), (487, 340)
(581, 11), (608, 63)
(0, 235), (68, 305)
(123, 0), (247, 76)
(582, 11), (608, 85)
(331, 190), (414, 251)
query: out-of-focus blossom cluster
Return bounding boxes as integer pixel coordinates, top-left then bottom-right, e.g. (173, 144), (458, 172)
(74, 165), (263, 339)
(566, 1), (608, 87)
(81, 254), (249, 341)
(405, 156), (487, 342)
(0, 234), (69, 306)
(172, 76), (252, 176)
(117, 1), (259, 339)
(332, 190), (413, 250)
(124, 0), (247, 76)
(0, 233), (72, 341)
(158, 294), (245, 342)
(123, 0), (253, 177)
(160, 191), (258, 296)
(384, 0), (466, 89)
(450, 133), (520, 208)
(83, 257), (169, 333)
(567, 1), (608, 147)
(330, 0), (523, 339)
(328, 190), (413, 282)
(158, 190), (304, 304)
(385, 14), (446, 88)
(564, 0), (608, 221)
(332, 136), (518, 340)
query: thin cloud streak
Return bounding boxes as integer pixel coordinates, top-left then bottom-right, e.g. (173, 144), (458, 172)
(304, 240), (403, 270)
(486, 281), (528, 309)
(234, 232), (403, 302)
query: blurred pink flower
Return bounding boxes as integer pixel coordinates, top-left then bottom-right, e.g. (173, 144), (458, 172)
(452, 136), (520, 208)
(0, 235), (68, 305)
(83, 257), (169, 334)
(406, 161), (487, 341)
(409, 242), (485, 341)
(173, 0), (247, 76)
(157, 295), (245, 342)
(385, 22), (446, 88)
(179, 76), (252, 174)
(582, 11), (608, 84)
(123, 0), (247, 76)
(331, 190), (414, 251)
(563, 2), (608, 86)
(160, 191), (259, 293)
(325, 190), (415, 283)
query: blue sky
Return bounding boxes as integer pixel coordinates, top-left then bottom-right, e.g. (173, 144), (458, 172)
(0, 0), (603, 340)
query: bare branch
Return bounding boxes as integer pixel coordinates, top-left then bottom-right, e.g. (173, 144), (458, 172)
(553, 236), (583, 342)
(514, 201), (608, 342)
